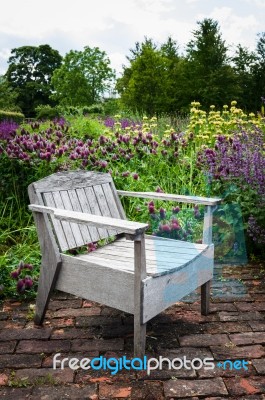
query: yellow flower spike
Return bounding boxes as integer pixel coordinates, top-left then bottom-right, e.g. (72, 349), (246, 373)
(231, 100), (237, 106)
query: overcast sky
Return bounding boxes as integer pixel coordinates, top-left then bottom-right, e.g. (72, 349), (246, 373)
(0, 0), (264, 76)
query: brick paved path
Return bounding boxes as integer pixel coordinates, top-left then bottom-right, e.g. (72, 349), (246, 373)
(0, 263), (265, 399)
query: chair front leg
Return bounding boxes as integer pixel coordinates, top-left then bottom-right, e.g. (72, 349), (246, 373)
(201, 205), (214, 316)
(201, 280), (211, 315)
(133, 234), (147, 358)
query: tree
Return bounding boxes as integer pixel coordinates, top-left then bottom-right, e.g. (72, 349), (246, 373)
(117, 37), (187, 117)
(117, 38), (168, 116)
(5, 45), (62, 116)
(185, 19), (239, 108)
(252, 32), (265, 111)
(51, 46), (115, 107)
(232, 44), (257, 111)
(0, 75), (19, 111)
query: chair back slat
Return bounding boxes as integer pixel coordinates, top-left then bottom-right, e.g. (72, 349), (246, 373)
(30, 171), (126, 251)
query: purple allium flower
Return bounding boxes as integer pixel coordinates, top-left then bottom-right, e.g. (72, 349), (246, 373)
(132, 173), (139, 180)
(160, 224), (171, 232)
(17, 279), (25, 293)
(122, 171), (130, 177)
(171, 222), (180, 231)
(10, 270), (20, 279)
(172, 206), (180, 214)
(24, 276), (33, 289)
(88, 242), (97, 252)
(100, 160), (108, 168)
(24, 263), (33, 271)
(159, 207), (166, 219)
(155, 187), (164, 193)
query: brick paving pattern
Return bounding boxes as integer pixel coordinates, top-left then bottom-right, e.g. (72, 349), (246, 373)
(0, 263), (265, 399)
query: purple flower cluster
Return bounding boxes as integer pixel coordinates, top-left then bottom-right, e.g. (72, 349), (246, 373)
(1, 118), (191, 184)
(147, 201), (199, 241)
(0, 120), (19, 140)
(247, 215), (265, 244)
(103, 117), (141, 130)
(10, 261), (34, 293)
(199, 128), (265, 196)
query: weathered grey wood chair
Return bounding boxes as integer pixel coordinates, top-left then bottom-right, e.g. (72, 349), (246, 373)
(28, 170), (221, 357)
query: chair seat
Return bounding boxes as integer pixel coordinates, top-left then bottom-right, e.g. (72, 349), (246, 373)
(75, 235), (209, 277)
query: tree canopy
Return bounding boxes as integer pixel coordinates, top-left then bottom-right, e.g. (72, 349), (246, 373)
(51, 46), (115, 106)
(5, 45), (62, 116)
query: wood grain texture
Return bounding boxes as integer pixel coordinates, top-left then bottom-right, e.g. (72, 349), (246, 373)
(134, 234), (147, 357)
(142, 244), (214, 323)
(28, 184), (62, 325)
(34, 170), (112, 192)
(56, 254), (134, 313)
(201, 205), (214, 315)
(28, 205), (148, 236)
(117, 190), (222, 206)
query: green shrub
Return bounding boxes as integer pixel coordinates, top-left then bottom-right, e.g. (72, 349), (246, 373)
(0, 110), (24, 123)
(35, 105), (62, 120)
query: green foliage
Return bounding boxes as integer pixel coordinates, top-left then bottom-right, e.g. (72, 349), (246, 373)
(0, 75), (20, 111)
(35, 104), (62, 120)
(67, 114), (107, 140)
(51, 46), (115, 106)
(6, 45), (62, 117)
(185, 19), (240, 109)
(0, 109), (24, 123)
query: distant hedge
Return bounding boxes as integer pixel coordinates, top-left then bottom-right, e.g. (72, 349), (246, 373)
(0, 110), (24, 123)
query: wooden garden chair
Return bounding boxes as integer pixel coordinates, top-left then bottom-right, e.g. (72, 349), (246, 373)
(28, 170), (221, 357)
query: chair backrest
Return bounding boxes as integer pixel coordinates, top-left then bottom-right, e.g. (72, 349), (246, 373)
(28, 170), (126, 251)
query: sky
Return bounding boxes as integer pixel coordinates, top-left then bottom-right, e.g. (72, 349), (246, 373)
(0, 0), (264, 76)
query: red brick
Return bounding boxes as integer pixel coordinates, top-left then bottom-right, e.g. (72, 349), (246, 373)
(48, 298), (83, 310)
(210, 345), (265, 360)
(0, 388), (32, 399)
(0, 353), (42, 368)
(44, 317), (75, 328)
(224, 376), (265, 396)
(179, 334), (230, 347)
(164, 347), (214, 360)
(52, 307), (101, 318)
(16, 339), (71, 353)
(51, 327), (98, 340)
(131, 381), (164, 399)
(0, 327), (52, 341)
(13, 367), (74, 384)
(205, 322), (251, 334)
(163, 377), (228, 398)
(219, 311), (264, 321)
(31, 384), (98, 400)
(235, 302), (265, 312)
(0, 373), (8, 386)
(191, 302), (237, 312)
(71, 338), (124, 352)
(0, 341), (16, 354)
(229, 332), (265, 345)
(0, 320), (25, 329)
(252, 358), (265, 375)
(99, 382), (132, 399)
(76, 315), (121, 327)
(249, 321), (265, 332)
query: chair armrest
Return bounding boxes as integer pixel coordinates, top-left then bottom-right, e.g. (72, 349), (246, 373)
(28, 204), (149, 236)
(117, 190), (222, 206)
